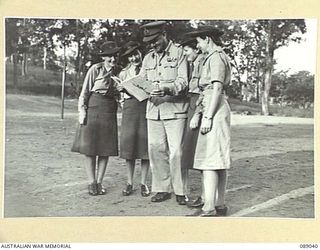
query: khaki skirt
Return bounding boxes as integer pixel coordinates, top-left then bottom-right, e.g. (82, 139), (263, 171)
(193, 90), (231, 170)
(71, 93), (118, 156)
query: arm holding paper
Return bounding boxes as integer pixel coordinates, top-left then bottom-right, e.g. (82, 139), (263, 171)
(111, 74), (153, 102)
(143, 50), (188, 97)
(157, 51), (188, 96)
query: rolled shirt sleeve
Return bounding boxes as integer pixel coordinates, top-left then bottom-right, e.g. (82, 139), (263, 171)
(78, 65), (98, 112)
(209, 53), (226, 84)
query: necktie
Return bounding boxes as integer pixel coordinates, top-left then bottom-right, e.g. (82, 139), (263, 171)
(188, 62), (194, 82)
(135, 65), (141, 75)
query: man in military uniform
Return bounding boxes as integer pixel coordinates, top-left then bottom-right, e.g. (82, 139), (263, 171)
(139, 21), (189, 205)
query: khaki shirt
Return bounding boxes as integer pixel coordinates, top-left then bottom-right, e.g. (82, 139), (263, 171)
(188, 54), (205, 94)
(140, 41), (189, 120)
(78, 62), (118, 111)
(199, 47), (231, 90)
(119, 63), (140, 99)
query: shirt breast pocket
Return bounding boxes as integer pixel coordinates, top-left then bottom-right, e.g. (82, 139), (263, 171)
(163, 62), (177, 81)
(145, 65), (157, 81)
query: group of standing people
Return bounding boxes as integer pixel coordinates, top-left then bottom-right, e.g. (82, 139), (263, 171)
(71, 21), (232, 217)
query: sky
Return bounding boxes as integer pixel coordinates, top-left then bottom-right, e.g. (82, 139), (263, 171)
(274, 19), (317, 75)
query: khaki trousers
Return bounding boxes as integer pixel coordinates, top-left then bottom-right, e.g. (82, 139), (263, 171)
(147, 118), (187, 195)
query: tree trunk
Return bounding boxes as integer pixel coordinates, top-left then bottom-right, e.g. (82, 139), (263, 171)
(75, 39), (81, 94)
(43, 46), (47, 70)
(21, 18), (27, 76)
(61, 45), (66, 119)
(255, 58), (260, 103)
(261, 21), (274, 116)
(76, 54), (83, 94)
(262, 65), (272, 115)
(13, 53), (18, 87)
(76, 22), (89, 95)
(256, 81), (260, 103)
(21, 52), (27, 76)
(74, 19), (80, 93)
(261, 90), (269, 115)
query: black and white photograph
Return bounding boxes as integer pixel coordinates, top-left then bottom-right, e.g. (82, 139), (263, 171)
(4, 17), (316, 219)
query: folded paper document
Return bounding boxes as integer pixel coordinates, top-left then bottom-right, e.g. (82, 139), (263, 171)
(112, 75), (154, 102)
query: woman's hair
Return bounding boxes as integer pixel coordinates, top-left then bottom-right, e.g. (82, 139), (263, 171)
(118, 48), (144, 68)
(199, 35), (223, 47)
(185, 40), (198, 50)
(128, 49), (143, 60)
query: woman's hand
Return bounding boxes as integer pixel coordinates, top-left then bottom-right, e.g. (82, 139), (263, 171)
(111, 76), (123, 92)
(190, 114), (201, 130)
(200, 117), (213, 135)
(79, 109), (87, 125)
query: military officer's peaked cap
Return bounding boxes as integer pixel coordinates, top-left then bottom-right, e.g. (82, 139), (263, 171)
(185, 25), (224, 38)
(140, 21), (167, 43)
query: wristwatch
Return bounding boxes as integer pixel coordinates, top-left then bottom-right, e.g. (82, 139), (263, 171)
(204, 115), (213, 120)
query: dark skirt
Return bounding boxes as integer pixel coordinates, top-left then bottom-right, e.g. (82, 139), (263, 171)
(181, 93), (200, 169)
(120, 98), (148, 160)
(71, 93), (118, 156)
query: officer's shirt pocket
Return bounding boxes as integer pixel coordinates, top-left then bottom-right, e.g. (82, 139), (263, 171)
(162, 61), (177, 81)
(145, 64), (157, 81)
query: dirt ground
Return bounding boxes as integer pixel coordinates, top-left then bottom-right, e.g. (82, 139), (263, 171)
(4, 94), (314, 217)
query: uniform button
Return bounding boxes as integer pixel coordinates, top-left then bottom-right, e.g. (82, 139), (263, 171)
(159, 72), (161, 75)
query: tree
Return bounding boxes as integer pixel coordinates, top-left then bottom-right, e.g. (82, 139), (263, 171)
(284, 71), (314, 108)
(204, 20), (266, 101)
(73, 19), (95, 93)
(5, 18), (20, 86)
(256, 19), (306, 115)
(204, 19), (306, 110)
(30, 19), (57, 70)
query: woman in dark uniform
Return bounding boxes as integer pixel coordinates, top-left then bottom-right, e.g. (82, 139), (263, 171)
(180, 37), (205, 207)
(71, 41), (121, 196)
(118, 41), (150, 197)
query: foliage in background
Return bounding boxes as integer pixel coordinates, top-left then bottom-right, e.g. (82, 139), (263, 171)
(5, 18), (312, 116)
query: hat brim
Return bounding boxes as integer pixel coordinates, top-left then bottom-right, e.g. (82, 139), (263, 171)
(96, 47), (121, 56)
(179, 37), (197, 47)
(184, 30), (209, 38)
(121, 45), (141, 57)
(186, 29), (224, 38)
(143, 33), (161, 43)
(140, 20), (167, 29)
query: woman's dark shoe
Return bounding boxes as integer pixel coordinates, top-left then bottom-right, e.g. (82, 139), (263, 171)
(122, 184), (133, 196)
(97, 183), (106, 195)
(215, 205), (228, 216)
(187, 209), (218, 217)
(187, 196), (204, 208)
(140, 184), (150, 197)
(88, 182), (98, 196)
(151, 192), (171, 202)
(176, 195), (188, 205)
